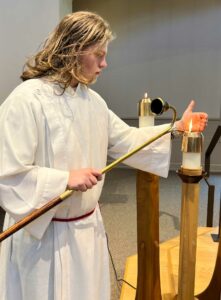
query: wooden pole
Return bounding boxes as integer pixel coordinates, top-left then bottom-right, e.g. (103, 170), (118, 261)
(0, 190), (73, 242)
(135, 170), (162, 300)
(177, 169), (203, 300)
(135, 93), (162, 300)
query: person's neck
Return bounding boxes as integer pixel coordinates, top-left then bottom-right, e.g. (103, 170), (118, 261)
(70, 78), (79, 89)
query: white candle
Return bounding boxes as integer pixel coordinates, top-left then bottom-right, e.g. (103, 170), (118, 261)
(182, 152), (201, 169)
(181, 131), (203, 170)
(138, 93), (155, 128)
(139, 115), (154, 127)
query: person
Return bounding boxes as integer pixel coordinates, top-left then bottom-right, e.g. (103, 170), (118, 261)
(0, 11), (208, 300)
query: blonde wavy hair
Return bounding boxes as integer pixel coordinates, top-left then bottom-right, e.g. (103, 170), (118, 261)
(21, 11), (113, 88)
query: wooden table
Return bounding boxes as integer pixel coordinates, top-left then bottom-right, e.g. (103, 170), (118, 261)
(120, 227), (219, 300)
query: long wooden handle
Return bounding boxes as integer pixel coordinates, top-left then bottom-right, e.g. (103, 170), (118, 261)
(0, 120), (174, 242)
(0, 190), (73, 242)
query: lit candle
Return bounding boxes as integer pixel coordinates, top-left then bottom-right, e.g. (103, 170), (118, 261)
(182, 120), (203, 171)
(138, 93), (155, 127)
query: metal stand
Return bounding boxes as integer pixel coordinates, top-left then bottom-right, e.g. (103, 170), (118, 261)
(211, 192), (221, 242)
(204, 125), (221, 239)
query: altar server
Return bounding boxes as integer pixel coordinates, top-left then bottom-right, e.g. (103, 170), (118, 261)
(0, 11), (208, 300)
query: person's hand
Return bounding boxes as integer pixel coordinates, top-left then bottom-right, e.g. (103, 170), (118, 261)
(175, 100), (208, 132)
(67, 168), (102, 192)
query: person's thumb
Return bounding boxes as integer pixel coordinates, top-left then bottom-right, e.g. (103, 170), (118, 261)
(185, 100), (195, 114)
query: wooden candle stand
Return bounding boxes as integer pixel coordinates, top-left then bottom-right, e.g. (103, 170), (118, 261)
(120, 168), (221, 300)
(177, 168), (203, 300)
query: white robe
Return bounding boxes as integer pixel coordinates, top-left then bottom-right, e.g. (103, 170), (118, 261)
(0, 79), (171, 300)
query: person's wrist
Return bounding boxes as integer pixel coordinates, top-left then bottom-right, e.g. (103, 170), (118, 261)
(171, 121), (184, 139)
(175, 120), (185, 131)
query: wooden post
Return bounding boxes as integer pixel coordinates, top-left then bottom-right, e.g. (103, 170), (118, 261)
(177, 170), (203, 300)
(178, 181), (199, 299)
(135, 93), (162, 299)
(136, 170), (162, 300)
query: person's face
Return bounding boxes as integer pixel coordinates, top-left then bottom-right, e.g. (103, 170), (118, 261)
(79, 43), (108, 84)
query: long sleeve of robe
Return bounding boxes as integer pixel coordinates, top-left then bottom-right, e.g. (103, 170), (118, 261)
(0, 79), (171, 300)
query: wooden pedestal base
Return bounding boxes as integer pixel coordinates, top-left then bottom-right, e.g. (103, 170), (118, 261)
(120, 227), (219, 300)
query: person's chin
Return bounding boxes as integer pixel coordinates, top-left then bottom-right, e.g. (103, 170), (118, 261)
(88, 76), (98, 85)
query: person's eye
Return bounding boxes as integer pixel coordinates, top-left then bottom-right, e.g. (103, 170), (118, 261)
(95, 52), (105, 58)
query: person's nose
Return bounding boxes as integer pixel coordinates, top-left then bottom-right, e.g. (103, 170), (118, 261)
(100, 57), (108, 69)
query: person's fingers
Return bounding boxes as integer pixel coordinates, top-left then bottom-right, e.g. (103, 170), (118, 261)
(68, 168), (103, 192)
(200, 112), (208, 121)
(89, 175), (98, 186)
(96, 174), (103, 181)
(78, 184), (87, 192)
(185, 112), (208, 132)
(91, 169), (103, 181)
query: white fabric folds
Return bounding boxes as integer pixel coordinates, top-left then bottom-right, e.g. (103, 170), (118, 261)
(0, 79), (171, 300)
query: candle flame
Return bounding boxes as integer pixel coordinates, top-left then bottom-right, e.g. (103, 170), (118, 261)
(189, 119), (193, 133)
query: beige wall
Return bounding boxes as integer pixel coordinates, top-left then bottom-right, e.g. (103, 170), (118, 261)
(0, 1), (220, 171)
(0, 0), (72, 102)
(60, 0), (72, 18)
(73, 0), (221, 172)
